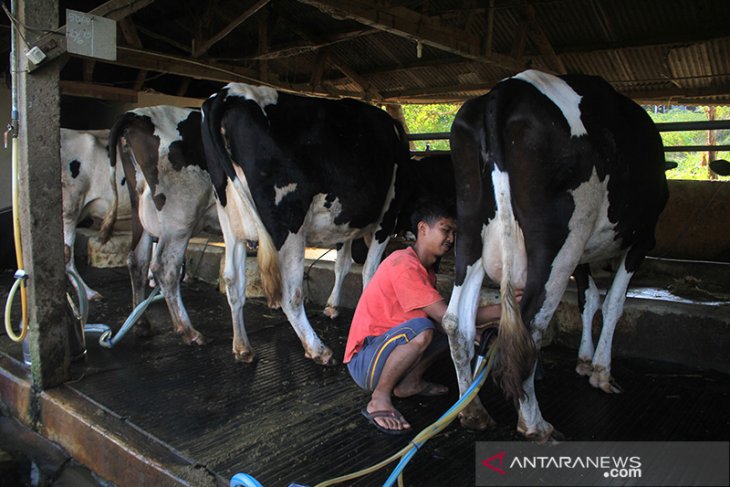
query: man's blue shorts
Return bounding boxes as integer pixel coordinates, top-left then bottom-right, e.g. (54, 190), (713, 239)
(347, 317), (447, 391)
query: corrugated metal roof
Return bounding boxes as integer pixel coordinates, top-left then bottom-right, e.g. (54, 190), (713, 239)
(48, 0), (730, 104)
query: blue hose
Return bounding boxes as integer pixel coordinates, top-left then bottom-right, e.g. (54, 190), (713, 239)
(230, 473), (264, 487)
(84, 286), (163, 348)
(382, 363), (490, 487)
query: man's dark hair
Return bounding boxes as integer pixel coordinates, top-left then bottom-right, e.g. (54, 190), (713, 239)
(410, 199), (456, 233)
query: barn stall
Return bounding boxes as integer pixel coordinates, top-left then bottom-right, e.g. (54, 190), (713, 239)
(1, 0), (730, 486)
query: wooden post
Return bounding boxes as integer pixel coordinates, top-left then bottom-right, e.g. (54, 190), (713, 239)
(708, 106), (718, 180)
(14, 0), (70, 388)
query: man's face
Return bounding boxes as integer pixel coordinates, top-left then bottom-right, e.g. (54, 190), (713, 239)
(420, 217), (457, 257)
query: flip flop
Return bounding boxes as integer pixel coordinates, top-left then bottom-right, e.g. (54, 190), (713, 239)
(361, 408), (412, 435)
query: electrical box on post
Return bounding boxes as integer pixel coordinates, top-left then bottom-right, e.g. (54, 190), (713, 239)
(65, 9), (116, 61)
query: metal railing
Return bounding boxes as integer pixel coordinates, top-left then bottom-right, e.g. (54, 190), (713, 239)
(407, 119), (730, 156)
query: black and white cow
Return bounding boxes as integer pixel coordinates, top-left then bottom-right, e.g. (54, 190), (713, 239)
(201, 83), (410, 365)
(442, 70), (669, 440)
(61, 128), (131, 301)
(349, 153), (455, 266)
(107, 106), (220, 344)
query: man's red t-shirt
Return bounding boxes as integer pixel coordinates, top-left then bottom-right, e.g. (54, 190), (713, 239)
(343, 247), (443, 363)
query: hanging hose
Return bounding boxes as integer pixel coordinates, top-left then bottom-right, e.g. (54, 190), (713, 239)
(4, 0), (28, 343)
(229, 332), (499, 487)
(3, 118), (28, 342)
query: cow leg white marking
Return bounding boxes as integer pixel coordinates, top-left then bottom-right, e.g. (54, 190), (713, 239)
(279, 232), (335, 365)
(153, 235), (205, 346)
(324, 240), (352, 319)
(361, 236), (390, 289)
(519, 225), (591, 439)
(127, 230), (153, 335)
(443, 261), (495, 429)
(217, 204), (256, 363)
(591, 252), (632, 393)
(577, 274), (600, 376)
(63, 216), (103, 302)
(517, 364), (554, 442)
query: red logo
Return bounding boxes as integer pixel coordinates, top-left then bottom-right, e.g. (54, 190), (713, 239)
(482, 451), (507, 475)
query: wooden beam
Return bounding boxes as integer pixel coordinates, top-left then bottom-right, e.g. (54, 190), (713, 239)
(193, 0), (269, 57)
(118, 17), (144, 47)
(620, 84), (730, 103)
(118, 18), (148, 91)
(82, 60), (95, 81)
(176, 78), (191, 97)
(329, 51), (381, 100)
(60, 80), (138, 102)
(27, 0), (155, 72)
(484, 0), (495, 56)
(297, 0), (524, 71)
(258, 7), (269, 83)
(381, 81), (491, 99)
(510, 19), (528, 61)
(235, 29), (376, 61)
(310, 49), (329, 91)
(557, 34), (730, 56)
(524, 4), (566, 74)
(113, 46), (260, 84)
(136, 25), (193, 54)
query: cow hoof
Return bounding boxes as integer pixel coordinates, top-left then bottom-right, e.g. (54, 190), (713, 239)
(575, 358), (593, 376)
(518, 421), (558, 443)
(234, 349), (257, 364)
(306, 347), (339, 366)
(524, 427), (562, 444)
(182, 331), (207, 346)
(323, 306), (339, 319)
(589, 366), (623, 393)
(458, 410), (496, 431)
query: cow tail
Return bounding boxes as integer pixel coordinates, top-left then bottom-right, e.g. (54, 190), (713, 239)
(486, 89), (537, 403)
(98, 117), (126, 243)
(201, 93), (282, 308)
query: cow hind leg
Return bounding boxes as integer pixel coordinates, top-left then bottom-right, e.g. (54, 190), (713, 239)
(224, 239), (255, 362)
(64, 224), (104, 302)
(573, 264), (600, 376)
(516, 365), (559, 443)
(361, 235), (390, 289)
(279, 233), (336, 366)
(590, 252), (633, 393)
(128, 230), (154, 336)
(443, 261), (496, 430)
(153, 236), (206, 346)
(515, 236), (585, 441)
(217, 204), (256, 362)
(324, 240), (352, 319)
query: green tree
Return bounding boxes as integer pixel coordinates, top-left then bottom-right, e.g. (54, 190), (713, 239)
(646, 106), (730, 180)
(402, 103), (459, 151)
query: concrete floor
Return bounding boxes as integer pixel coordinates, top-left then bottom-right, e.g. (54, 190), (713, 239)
(2, 255), (729, 486)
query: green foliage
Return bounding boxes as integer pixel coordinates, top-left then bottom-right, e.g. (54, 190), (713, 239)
(402, 103), (459, 151)
(646, 106), (730, 181)
(399, 103), (729, 181)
